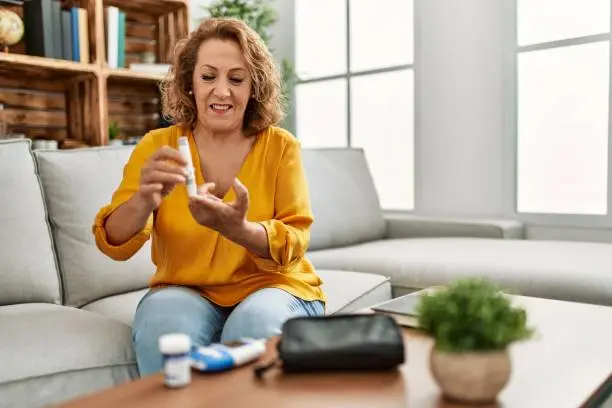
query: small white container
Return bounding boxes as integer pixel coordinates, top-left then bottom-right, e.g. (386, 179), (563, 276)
(32, 139), (46, 150)
(177, 136), (197, 196)
(45, 140), (58, 150)
(159, 333), (192, 388)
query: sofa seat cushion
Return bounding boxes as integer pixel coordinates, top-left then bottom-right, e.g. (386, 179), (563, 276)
(81, 270), (391, 326)
(82, 289), (148, 326)
(317, 269), (391, 314)
(308, 238), (612, 306)
(0, 303), (137, 407)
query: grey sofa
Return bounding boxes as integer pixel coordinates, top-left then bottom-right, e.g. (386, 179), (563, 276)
(1, 138), (392, 408)
(2, 138), (611, 407)
(303, 149), (612, 306)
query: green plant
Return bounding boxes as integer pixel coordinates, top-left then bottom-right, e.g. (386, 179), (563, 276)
(416, 278), (535, 353)
(206, 0), (276, 44)
(108, 121), (120, 140)
(203, 0), (297, 98)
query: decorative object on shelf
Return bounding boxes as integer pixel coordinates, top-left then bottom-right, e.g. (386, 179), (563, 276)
(416, 278), (535, 404)
(141, 51), (156, 64)
(0, 103), (6, 137)
(0, 6), (24, 53)
(32, 139), (58, 150)
(203, 0), (297, 100)
(108, 121), (123, 146)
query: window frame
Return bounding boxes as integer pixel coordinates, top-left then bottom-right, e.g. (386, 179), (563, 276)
(503, 0), (612, 228)
(293, 0), (415, 210)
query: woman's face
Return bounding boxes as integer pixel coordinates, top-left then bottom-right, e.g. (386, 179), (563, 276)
(191, 38), (252, 134)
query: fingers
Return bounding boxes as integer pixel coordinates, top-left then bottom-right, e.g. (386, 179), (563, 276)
(190, 183), (224, 209)
(142, 148), (189, 187)
(150, 161), (189, 177)
(197, 182), (217, 196)
(141, 169), (186, 185)
(139, 182), (163, 196)
(189, 193), (225, 213)
(152, 146), (188, 167)
(231, 178), (249, 210)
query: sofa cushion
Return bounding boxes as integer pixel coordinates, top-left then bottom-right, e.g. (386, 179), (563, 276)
(35, 146), (153, 307)
(302, 149), (386, 250)
(82, 270), (391, 326)
(0, 139), (61, 305)
(0, 303), (137, 407)
(308, 238), (612, 306)
(82, 289), (148, 326)
(317, 269), (391, 314)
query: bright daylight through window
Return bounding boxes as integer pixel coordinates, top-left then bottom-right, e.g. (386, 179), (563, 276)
(516, 0), (610, 215)
(294, 0), (414, 210)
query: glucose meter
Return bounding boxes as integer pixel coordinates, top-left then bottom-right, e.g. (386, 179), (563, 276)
(191, 338), (267, 373)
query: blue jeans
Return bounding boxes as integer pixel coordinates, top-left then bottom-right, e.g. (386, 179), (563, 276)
(132, 286), (325, 376)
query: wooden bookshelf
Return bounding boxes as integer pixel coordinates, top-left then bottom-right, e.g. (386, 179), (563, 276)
(0, 0), (188, 148)
(0, 53), (97, 74)
(104, 67), (165, 82)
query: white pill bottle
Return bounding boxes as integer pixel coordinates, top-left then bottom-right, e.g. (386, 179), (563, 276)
(159, 333), (192, 388)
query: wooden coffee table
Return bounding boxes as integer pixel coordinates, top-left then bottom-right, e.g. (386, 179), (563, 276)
(55, 294), (612, 408)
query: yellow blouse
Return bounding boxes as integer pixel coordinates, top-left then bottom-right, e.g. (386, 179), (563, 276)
(92, 125), (325, 308)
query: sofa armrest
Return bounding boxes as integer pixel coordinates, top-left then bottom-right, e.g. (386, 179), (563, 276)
(384, 214), (524, 240)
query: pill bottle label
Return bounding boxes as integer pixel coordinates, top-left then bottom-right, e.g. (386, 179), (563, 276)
(163, 353), (191, 388)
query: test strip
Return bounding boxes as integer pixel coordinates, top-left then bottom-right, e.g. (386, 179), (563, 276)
(178, 136), (197, 197)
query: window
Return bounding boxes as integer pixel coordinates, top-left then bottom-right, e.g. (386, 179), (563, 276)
(294, 0), (415, 210)
(515, 0), (611, 217)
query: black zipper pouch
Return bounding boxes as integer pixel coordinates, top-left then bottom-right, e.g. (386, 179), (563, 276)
(254, 314), (405, 377)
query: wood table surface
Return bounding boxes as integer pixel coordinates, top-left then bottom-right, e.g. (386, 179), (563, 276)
(54, 295), (612, 408)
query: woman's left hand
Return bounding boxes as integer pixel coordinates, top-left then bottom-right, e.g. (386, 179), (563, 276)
(188, 178), (249, 239)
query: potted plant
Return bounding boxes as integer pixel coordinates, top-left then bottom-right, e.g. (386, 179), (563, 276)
(416, 278), (535, 403)
(108, 121), (123, 146)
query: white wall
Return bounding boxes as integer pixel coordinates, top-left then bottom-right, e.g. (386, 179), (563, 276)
(414, 0), (507, 218)
(187, 0), (293, 62)
(188, 0), (211, 30)
(412, 1), (612, 242)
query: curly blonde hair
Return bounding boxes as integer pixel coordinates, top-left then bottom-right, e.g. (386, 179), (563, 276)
(160, 18), (285, 136)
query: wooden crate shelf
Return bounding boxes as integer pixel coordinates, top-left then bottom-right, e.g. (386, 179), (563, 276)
(107, 78), (161, 139)
(0, 0), (189, 147)
(104, 67), (165, 82)
(104, 0), (187, 14)
(0, 71), (98, 146)
(0, 53), (97, 75)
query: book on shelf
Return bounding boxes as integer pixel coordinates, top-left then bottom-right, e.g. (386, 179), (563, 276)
(106, 6), (126, 68)
(22, 0), (89, 63)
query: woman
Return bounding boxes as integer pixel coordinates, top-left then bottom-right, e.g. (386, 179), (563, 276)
(92, 17), (325, 376)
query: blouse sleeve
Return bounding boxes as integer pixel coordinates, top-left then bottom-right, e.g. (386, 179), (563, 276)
(92, 133), (156, 261)
(251, 139), (314, 272)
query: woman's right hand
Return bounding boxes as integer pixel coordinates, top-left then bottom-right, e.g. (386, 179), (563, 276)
(136, 146), (188, 211)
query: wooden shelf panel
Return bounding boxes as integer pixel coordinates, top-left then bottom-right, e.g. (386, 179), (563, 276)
(103, 0), (187, 14)
(0, 75), (95, 145)
(105, 68), (165, 82)
(0, 53), (97, 76)
(107, 80), (161, 139)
